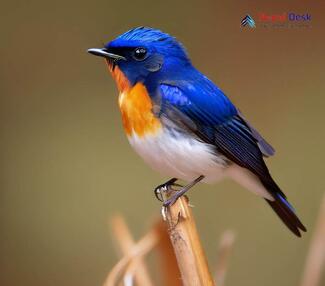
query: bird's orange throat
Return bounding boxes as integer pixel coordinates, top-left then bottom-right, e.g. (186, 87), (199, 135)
(105, 60), (161, 137)
(105, 60), (130, 92)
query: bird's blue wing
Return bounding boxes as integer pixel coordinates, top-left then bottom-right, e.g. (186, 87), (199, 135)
(158, 80), (306, 236)
(159, 79), (274, 159)
(236, 111), (275, 157)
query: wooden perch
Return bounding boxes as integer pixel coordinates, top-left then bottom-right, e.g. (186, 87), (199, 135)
(156, 220), (182, 286)
(161, 195), (215, 286)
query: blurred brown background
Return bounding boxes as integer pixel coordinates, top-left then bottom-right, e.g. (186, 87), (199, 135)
(1, 0), (325, 285)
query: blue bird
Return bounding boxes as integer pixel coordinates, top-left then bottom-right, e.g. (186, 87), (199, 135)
(88, 27), (306, 236)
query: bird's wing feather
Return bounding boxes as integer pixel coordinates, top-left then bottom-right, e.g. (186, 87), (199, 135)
(158, 81), (280, 191)
(236, 110), (275, 157)
(157, 80), (306, 236)
(158, 80), (274, 162)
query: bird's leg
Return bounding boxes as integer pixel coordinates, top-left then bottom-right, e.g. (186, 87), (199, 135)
(163, 175), (205, 207)
(154, 178), (182, 202)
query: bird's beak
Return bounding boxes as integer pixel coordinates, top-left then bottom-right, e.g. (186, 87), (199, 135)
(87, 48), (126, 61)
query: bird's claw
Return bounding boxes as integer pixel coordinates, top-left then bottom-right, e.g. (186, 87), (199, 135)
(154, 184), (167, 202)
(154, 179), (182, 202)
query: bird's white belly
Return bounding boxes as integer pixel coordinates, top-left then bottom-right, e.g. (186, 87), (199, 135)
(127, 129), (228, 183)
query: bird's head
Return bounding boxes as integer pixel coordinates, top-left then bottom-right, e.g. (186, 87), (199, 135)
(88, 27), (191, 91)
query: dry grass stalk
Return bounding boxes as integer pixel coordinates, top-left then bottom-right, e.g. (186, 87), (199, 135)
(110, 215), (154, 286)
(300, 193), (325, 286)
(162, 195), (215, 286)
(214, 230), (236, 286)
(103, 226), (159, 286)
(122, 260), (140, 286)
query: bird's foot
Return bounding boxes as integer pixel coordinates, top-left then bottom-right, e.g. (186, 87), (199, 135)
(162, 175), (205, 207)
(154, 178), (183, 202)
(162, 194), (181, 207)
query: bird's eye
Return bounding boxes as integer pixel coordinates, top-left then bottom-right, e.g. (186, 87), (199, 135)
(133, 47), (147, 61)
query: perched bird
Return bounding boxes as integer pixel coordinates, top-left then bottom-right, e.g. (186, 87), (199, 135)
(88, 27), (306, 236)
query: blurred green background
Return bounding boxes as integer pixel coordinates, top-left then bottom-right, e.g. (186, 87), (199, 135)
(1, 0), (325, 285)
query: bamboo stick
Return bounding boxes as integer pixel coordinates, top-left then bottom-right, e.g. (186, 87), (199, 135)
(156, 220), (182, 286)
(161, 195), (215, 286)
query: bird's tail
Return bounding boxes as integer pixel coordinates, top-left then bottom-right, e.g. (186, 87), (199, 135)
(262, 178), (306, 237)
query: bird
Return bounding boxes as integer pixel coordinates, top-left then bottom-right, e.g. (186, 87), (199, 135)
(88, 27), (306, 237)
